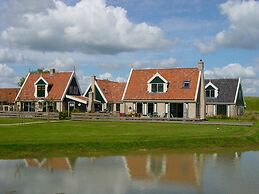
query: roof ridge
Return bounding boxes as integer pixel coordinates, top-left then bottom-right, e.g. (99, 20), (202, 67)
(205, 78), (239, 80)
(133, 67), (198, 71)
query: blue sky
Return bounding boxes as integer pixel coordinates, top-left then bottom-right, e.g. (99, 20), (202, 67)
(0, 0), (258, 95)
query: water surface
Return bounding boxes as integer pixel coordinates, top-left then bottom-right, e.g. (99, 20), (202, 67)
(1, 151), (259, 194)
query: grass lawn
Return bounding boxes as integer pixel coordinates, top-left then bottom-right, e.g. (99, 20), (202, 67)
(0, 119), (259, 158)
(0, 117), (42, 124)
(245, 96), (259, 111)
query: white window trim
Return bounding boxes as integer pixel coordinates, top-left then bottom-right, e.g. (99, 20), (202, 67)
(149, 83), (166, 93)
(147, 72), (168, 84)
(147, 73), (168, 93)
(34, 76), (49, 98)
(205, 81), (218, 98)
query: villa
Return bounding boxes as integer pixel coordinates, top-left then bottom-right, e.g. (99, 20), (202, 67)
(121, 60), (206, 119)
(15, 69), (85, 112)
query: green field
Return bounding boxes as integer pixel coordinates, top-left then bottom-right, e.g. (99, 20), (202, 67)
(245, 96), (259, 111)
(0, 119), (258, 158)
(0, 117), (41, 124)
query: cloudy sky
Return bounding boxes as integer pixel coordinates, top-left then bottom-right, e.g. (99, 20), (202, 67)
(0, 0), (258, 95)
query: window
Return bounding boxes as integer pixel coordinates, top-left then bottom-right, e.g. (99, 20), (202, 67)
(183, 81), (190, 88)
(151, 83), (164, 93)
(35, 78), (48, 98)
(206, 86), (215, 98)
(116, 103), (120, 112)
(37, 85), (45, 97)
(147, 74), (168, 93)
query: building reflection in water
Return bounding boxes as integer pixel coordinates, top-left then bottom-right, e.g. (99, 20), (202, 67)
(1, 152), (245, 194)
(124, 154), (204, 188)
(24, 158), (72, 172)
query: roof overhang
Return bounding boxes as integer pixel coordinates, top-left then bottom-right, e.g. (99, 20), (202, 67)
(66, 95), (101, 104)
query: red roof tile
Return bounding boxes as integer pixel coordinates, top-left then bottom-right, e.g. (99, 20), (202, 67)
(0, 88), (20, 103)
(96, 79), (126, 103)
(16, 72), (73, 101)
(123, 68), (200, 101)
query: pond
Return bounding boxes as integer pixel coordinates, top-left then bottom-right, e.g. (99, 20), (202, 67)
(1, 151), (259, 194)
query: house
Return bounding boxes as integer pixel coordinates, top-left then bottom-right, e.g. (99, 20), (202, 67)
(121, 60), (206, 119)
(84, 76), (126, 113)
(0, 88), (20, 111)
(205, 78), (245, 117)
(15, 69), (87, 112)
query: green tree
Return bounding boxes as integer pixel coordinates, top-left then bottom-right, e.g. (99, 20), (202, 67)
(17, 68), (50, 87)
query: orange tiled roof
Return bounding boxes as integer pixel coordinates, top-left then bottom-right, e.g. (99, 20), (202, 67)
(16, 72), (73, 101)
(0, 88), (20, 103)
(123, 68), (200, 101)
(96, 79), (126, 103)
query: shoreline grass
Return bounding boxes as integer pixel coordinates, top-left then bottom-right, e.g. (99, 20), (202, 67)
(0, 119), (259, 158)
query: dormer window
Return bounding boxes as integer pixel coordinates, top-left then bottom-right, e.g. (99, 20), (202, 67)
(147, 73), (168, 93)
(206, 86), (215, 98)
(37, 85), (45, 97)
(205, 82), (218, 98)
(34, 77), (48, 98)
(183, 81), (190, 88)
(151, 83), (164, 93)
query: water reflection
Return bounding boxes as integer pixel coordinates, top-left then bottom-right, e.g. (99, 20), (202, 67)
(125, 154), (204, 187)
(1, 151), (259, 194)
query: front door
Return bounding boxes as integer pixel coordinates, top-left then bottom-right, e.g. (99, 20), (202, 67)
(137, 103), (143, 114)
(170, 103), (184, 118)
(217, 105), (227, 115)
(148, 103), (154, 116)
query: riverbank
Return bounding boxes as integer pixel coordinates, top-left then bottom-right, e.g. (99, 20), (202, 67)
(0, 119), (259, 158)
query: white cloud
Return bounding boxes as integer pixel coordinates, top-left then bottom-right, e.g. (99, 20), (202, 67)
(77, 73), (90, 93)
(194, 40), (217, 54)
(205, 63), (259, 95)
(98, 72), (127, 82)
(133, 57), (179, 69)
(98, 72), (113, 80)
(0, 48), (24, 63)
(158, 57), (178, 68)
(196, 0), (259, 53)
(1, 0), (170, 55)
(205, 63), (256, 79)
(0, 64), (19, 87)
(242, 78), (259, 94)
(205, 63), (256, 78)
(115, 76), (127, 82)
(49, 57), (77, 71)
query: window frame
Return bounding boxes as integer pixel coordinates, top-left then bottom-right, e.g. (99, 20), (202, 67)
(151, 83), (164, 93)
(182, 81), (190, 88)
(36, 85), (46, 98)
(206, 88), (215, 98)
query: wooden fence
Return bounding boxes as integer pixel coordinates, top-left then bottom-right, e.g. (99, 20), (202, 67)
(71, 112), (200, 122)
(0, 111), (59, 120)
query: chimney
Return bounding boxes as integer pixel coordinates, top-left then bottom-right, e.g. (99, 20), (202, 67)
(50, 68), (55, 75)
(197, 59), (206, 120)
(197, 59), (204, 71)
(87, 75), (96, 112)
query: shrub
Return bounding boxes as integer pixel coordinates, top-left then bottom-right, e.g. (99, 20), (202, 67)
(59, 111), (69, 120)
